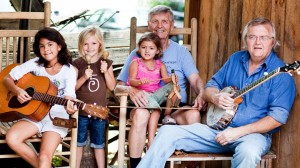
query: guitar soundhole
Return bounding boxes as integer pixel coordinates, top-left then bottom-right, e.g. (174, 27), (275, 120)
(25, 87), (35, 97)
(8, 87), (34, 108)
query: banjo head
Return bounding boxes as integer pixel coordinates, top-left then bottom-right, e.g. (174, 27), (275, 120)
(206, 104), (236, 130)
(206, 104), (224, 127)
(206, 87), (237, 129)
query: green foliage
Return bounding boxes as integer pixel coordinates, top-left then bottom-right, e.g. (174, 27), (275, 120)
(149, 0), (184, 12)
(52, 155), (62, 166)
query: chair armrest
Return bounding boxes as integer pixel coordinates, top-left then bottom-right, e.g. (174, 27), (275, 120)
(114, 92), (129, 97)
(114, 92), (128, 167)
(71, 110), (79, 120)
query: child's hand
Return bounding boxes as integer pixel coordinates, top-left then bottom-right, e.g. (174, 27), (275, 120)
(100, 60), (108, 73)
(140, 78), (150, 84)
(16, 87), (32, 104)
(65, 98), (78, 115)
(84, 68), (93, 79)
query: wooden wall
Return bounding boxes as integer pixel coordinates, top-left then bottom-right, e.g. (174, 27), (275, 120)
(186, 0), (300, 168)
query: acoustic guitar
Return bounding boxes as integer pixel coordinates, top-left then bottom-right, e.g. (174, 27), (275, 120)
(206, 61), (300, 130)
(0, 64), (109, 122)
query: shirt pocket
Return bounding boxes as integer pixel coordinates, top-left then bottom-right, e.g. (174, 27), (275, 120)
(250, 86), (270, 109)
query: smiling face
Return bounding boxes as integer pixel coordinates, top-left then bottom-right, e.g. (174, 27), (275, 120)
(246, 24), (275, 63)
(148, 12), (174, 40)
(83, 35), (101, 58)
(39, 38), (61, 63)
(138, 41), (159, 61)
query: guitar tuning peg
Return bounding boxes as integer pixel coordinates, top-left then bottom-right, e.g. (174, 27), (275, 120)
(88, 115), (91, 118)
(263, 72), (268, 76)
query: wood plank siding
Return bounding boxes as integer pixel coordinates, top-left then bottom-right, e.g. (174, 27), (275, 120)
(186, 0), (300, 168)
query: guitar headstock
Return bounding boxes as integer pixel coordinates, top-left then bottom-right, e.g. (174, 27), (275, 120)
(83, 104), (109, 119)
(280, 61), (300, 74)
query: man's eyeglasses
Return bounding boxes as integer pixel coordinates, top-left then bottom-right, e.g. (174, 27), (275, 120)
(247, 35), (274, 42)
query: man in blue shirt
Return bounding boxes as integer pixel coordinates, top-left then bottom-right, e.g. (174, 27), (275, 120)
(137, 17), (296, 168)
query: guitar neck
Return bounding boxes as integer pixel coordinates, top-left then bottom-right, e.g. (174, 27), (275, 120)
(32, 92), (85, 109)
(233, 68), (280, 99)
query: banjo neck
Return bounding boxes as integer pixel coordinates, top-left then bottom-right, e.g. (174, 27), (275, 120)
(207, 61), (300, 130)
(232, 68), (280, 100)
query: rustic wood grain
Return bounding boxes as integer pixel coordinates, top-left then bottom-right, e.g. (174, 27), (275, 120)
(279, 1), (300, 168)
(198, 0), (212, 84)
(190, 0), (300, 168)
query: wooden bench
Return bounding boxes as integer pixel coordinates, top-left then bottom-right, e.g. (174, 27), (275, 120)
(115, 93), (277, 168)
(167, 151), (276, 168)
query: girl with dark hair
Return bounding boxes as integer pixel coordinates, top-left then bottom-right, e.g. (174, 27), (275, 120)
(128, 32), (176, 148)
(33, 27), (72, 67)
(3, 27), (78, 168)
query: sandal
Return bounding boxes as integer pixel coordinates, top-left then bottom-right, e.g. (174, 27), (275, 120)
(162, 115), (177, 125)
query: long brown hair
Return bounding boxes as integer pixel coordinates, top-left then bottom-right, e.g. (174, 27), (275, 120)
(33, 27), (72, 67)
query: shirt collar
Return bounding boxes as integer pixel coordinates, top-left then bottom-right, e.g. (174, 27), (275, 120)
(240, 50), (276, 70)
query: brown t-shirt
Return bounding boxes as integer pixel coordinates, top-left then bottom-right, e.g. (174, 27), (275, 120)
(72, 57), (113, 116)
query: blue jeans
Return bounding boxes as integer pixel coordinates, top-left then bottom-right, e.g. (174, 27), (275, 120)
(77, 115), (107, 149)
(137, 123), (272, 168)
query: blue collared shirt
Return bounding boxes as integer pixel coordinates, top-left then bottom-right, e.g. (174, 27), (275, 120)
(206, 50), (296, 132)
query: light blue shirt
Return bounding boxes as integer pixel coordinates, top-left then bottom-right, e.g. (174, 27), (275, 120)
(118, 40), (199, 103)
(206, 50), (296, 133)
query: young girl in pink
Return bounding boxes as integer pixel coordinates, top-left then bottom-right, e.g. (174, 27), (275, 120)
(128, 32), (176, 147)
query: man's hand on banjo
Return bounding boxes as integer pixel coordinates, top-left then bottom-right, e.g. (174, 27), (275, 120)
(212, 92), (234, 110)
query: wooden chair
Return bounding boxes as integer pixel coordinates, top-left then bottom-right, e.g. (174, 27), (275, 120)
(167, 151), (276, 168)
(0, 2), (77, 167)
(114, 16), (198, 167)
(115, 16), (277, 168)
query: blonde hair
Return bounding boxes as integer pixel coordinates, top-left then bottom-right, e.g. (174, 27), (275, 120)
(77, 26), (105, 57)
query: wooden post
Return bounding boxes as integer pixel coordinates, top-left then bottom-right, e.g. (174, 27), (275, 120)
(80, 130), (97, 168)
(18, 0), (30, 63)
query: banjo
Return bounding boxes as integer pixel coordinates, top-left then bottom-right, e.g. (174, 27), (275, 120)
(206, 61), (300, 130)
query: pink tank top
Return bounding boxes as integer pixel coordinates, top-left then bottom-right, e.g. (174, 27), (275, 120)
(131, 57), (162, 93)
